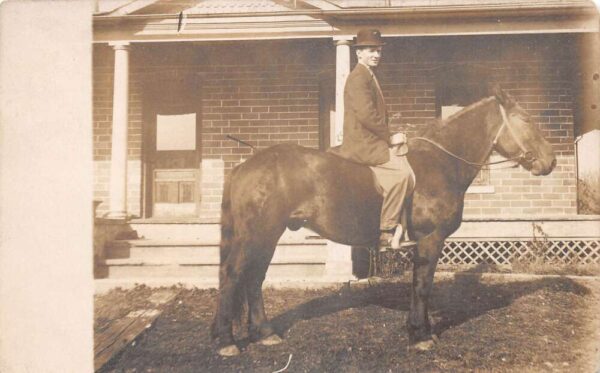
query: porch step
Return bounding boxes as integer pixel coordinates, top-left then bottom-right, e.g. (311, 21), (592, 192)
(104, 239), (328, 264)
(128, 222), (220, 241)
(128, 222), (322, 243)
(98, 229), (330, 281)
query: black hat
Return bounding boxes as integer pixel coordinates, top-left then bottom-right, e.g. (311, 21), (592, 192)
(353, 29), (385, 48)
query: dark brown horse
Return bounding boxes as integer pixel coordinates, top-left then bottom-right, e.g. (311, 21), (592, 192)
(211, 87), (556, 356)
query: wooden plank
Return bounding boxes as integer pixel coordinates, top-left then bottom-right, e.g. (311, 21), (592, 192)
(94, 289), (178, 371)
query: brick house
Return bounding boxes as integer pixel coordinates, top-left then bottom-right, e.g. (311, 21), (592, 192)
(93, 0), (599, 288)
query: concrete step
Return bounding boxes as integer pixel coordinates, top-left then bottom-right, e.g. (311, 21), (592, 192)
(129, 223), (219, 241)
(98, 262), (326, 279)
(98, 224), (333, 284)
(129, 223), (321, 243)
(105, 240), (328, 264)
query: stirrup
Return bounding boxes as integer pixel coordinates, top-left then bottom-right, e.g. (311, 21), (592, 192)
(389, 224), (417, 250)
(379, 240), (416, 253)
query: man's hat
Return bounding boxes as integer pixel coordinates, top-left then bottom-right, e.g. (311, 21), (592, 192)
(353, 29), (385, 48)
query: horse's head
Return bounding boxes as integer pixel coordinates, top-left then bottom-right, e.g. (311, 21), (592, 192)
(492, 87), (556, 176)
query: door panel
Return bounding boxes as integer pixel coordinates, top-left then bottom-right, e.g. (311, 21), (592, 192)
(153, 169), (198, 217)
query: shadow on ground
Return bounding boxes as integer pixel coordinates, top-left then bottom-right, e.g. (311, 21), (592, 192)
(269, 270), (588, 342)
(98, 269), (592, 372)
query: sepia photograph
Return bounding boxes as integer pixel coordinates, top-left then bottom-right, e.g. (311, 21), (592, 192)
(1, 0), (599, 371)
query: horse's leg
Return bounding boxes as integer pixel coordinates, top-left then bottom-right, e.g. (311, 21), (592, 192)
(245, 226), (286, 346)
(213, 240), (246, 357)
(246, 255), (282, 346)
(407, 230), (444, 351)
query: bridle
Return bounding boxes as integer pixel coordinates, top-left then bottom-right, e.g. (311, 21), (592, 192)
(410, 103), (535, 169)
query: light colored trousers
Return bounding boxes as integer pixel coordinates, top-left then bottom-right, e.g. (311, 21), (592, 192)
(370, 148), (416, 231)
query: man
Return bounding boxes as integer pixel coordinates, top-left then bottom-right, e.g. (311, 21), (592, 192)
(333, 29), (416, 251)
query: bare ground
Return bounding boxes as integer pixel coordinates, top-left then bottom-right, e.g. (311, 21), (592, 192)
(96, 274), (600, 372)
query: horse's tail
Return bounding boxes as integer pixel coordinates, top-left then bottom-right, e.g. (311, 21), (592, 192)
(211, 167), (247, 339)
(219, 170), (235, 265)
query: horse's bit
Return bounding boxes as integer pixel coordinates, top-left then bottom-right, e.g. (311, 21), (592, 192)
(410, 103), (535, 169)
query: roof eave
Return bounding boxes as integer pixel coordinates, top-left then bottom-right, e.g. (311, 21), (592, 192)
(93, 3), (599, 23)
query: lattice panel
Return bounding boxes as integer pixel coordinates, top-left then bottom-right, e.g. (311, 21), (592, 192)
(440, 240), (600, 265)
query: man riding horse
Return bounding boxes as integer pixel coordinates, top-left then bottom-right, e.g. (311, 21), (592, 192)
(331, 29), (416, 251)
(211, 28), (557, 356)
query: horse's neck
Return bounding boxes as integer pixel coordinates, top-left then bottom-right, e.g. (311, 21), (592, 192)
(427, 98), (501, 187)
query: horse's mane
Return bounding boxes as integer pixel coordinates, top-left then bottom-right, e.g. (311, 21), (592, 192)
(422, 96), (496, 137)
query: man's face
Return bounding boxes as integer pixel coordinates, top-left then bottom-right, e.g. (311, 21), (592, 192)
(357, 47), (382, 68)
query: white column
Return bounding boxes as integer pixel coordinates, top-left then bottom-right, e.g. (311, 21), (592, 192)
(325, 38), (355, 282)
(576, 32), (600, 214)
(107, 42), (130, 219)
(333, 39), (351, 146)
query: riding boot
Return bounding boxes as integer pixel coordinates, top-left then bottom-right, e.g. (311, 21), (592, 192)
(378, 229), (395, 252)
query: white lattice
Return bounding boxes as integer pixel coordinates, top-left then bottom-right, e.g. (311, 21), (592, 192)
(439, 240), (600, 265)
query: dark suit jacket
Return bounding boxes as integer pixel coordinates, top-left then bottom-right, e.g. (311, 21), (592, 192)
(332, 63), (390, 165)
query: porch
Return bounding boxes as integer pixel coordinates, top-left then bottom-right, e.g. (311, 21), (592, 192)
(92, 0), (600, 286)
(94, 216), (600, 292)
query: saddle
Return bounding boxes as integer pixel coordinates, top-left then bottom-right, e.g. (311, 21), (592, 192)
(328, 137), (417, 251)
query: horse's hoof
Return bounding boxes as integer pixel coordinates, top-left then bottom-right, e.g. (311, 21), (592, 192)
(259, 334), (283, 346)
(218, 344), (240, 357)
(413, 339), (435, 351)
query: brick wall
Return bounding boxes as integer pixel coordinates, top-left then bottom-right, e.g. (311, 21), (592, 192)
(93, 34), (579, 220)
(379, 34), (578, 217)
(93, 40), (331, 218)
(195, 57), (325, 217)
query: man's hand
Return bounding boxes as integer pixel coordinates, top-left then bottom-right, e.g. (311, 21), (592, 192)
(390, 132), (407, 146)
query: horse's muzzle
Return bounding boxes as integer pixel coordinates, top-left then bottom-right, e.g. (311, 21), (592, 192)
(530, 156), (556, 176)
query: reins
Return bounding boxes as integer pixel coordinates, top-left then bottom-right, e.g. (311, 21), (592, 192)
(409, 137), (522, 168)
(409, 104), (533, 169)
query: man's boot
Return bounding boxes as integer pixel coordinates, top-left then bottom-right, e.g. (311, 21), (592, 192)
(378, 229), (395, 252)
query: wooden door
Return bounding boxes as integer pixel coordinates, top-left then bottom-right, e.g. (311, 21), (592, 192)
(143, 72), (202, 218)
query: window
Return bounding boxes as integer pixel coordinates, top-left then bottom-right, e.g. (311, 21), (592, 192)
(435, 64), (489, 116)
(436, 64), (492, 189)
(156, 113), (197, 151)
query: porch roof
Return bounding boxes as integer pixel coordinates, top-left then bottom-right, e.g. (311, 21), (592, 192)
(93, 0), (599, 43)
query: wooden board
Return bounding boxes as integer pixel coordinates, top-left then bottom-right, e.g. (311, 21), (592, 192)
(94, 289), (178, 371)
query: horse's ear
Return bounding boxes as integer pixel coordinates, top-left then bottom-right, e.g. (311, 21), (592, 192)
(490, 84), (515, 108)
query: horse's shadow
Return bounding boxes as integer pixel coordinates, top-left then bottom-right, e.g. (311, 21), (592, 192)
(269, 268), (589, 339)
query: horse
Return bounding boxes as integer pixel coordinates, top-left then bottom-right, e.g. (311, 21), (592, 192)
(211, 87), (556, 356)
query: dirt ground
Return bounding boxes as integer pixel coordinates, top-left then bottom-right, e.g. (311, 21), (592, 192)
(96, 274), (600, 373)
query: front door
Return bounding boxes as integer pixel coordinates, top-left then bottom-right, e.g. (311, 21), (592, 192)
(143, 72), (202, 218)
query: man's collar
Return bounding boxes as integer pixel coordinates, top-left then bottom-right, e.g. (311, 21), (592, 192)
(358, 61), (372, 71)
(358, 62), (378, 77)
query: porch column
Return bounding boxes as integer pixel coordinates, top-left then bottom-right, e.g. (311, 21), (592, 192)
(107, 42), (130, 219)
(575, 32), (600, 214)
(325, 38), (354, 281)
(332, 38), (351, 146)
